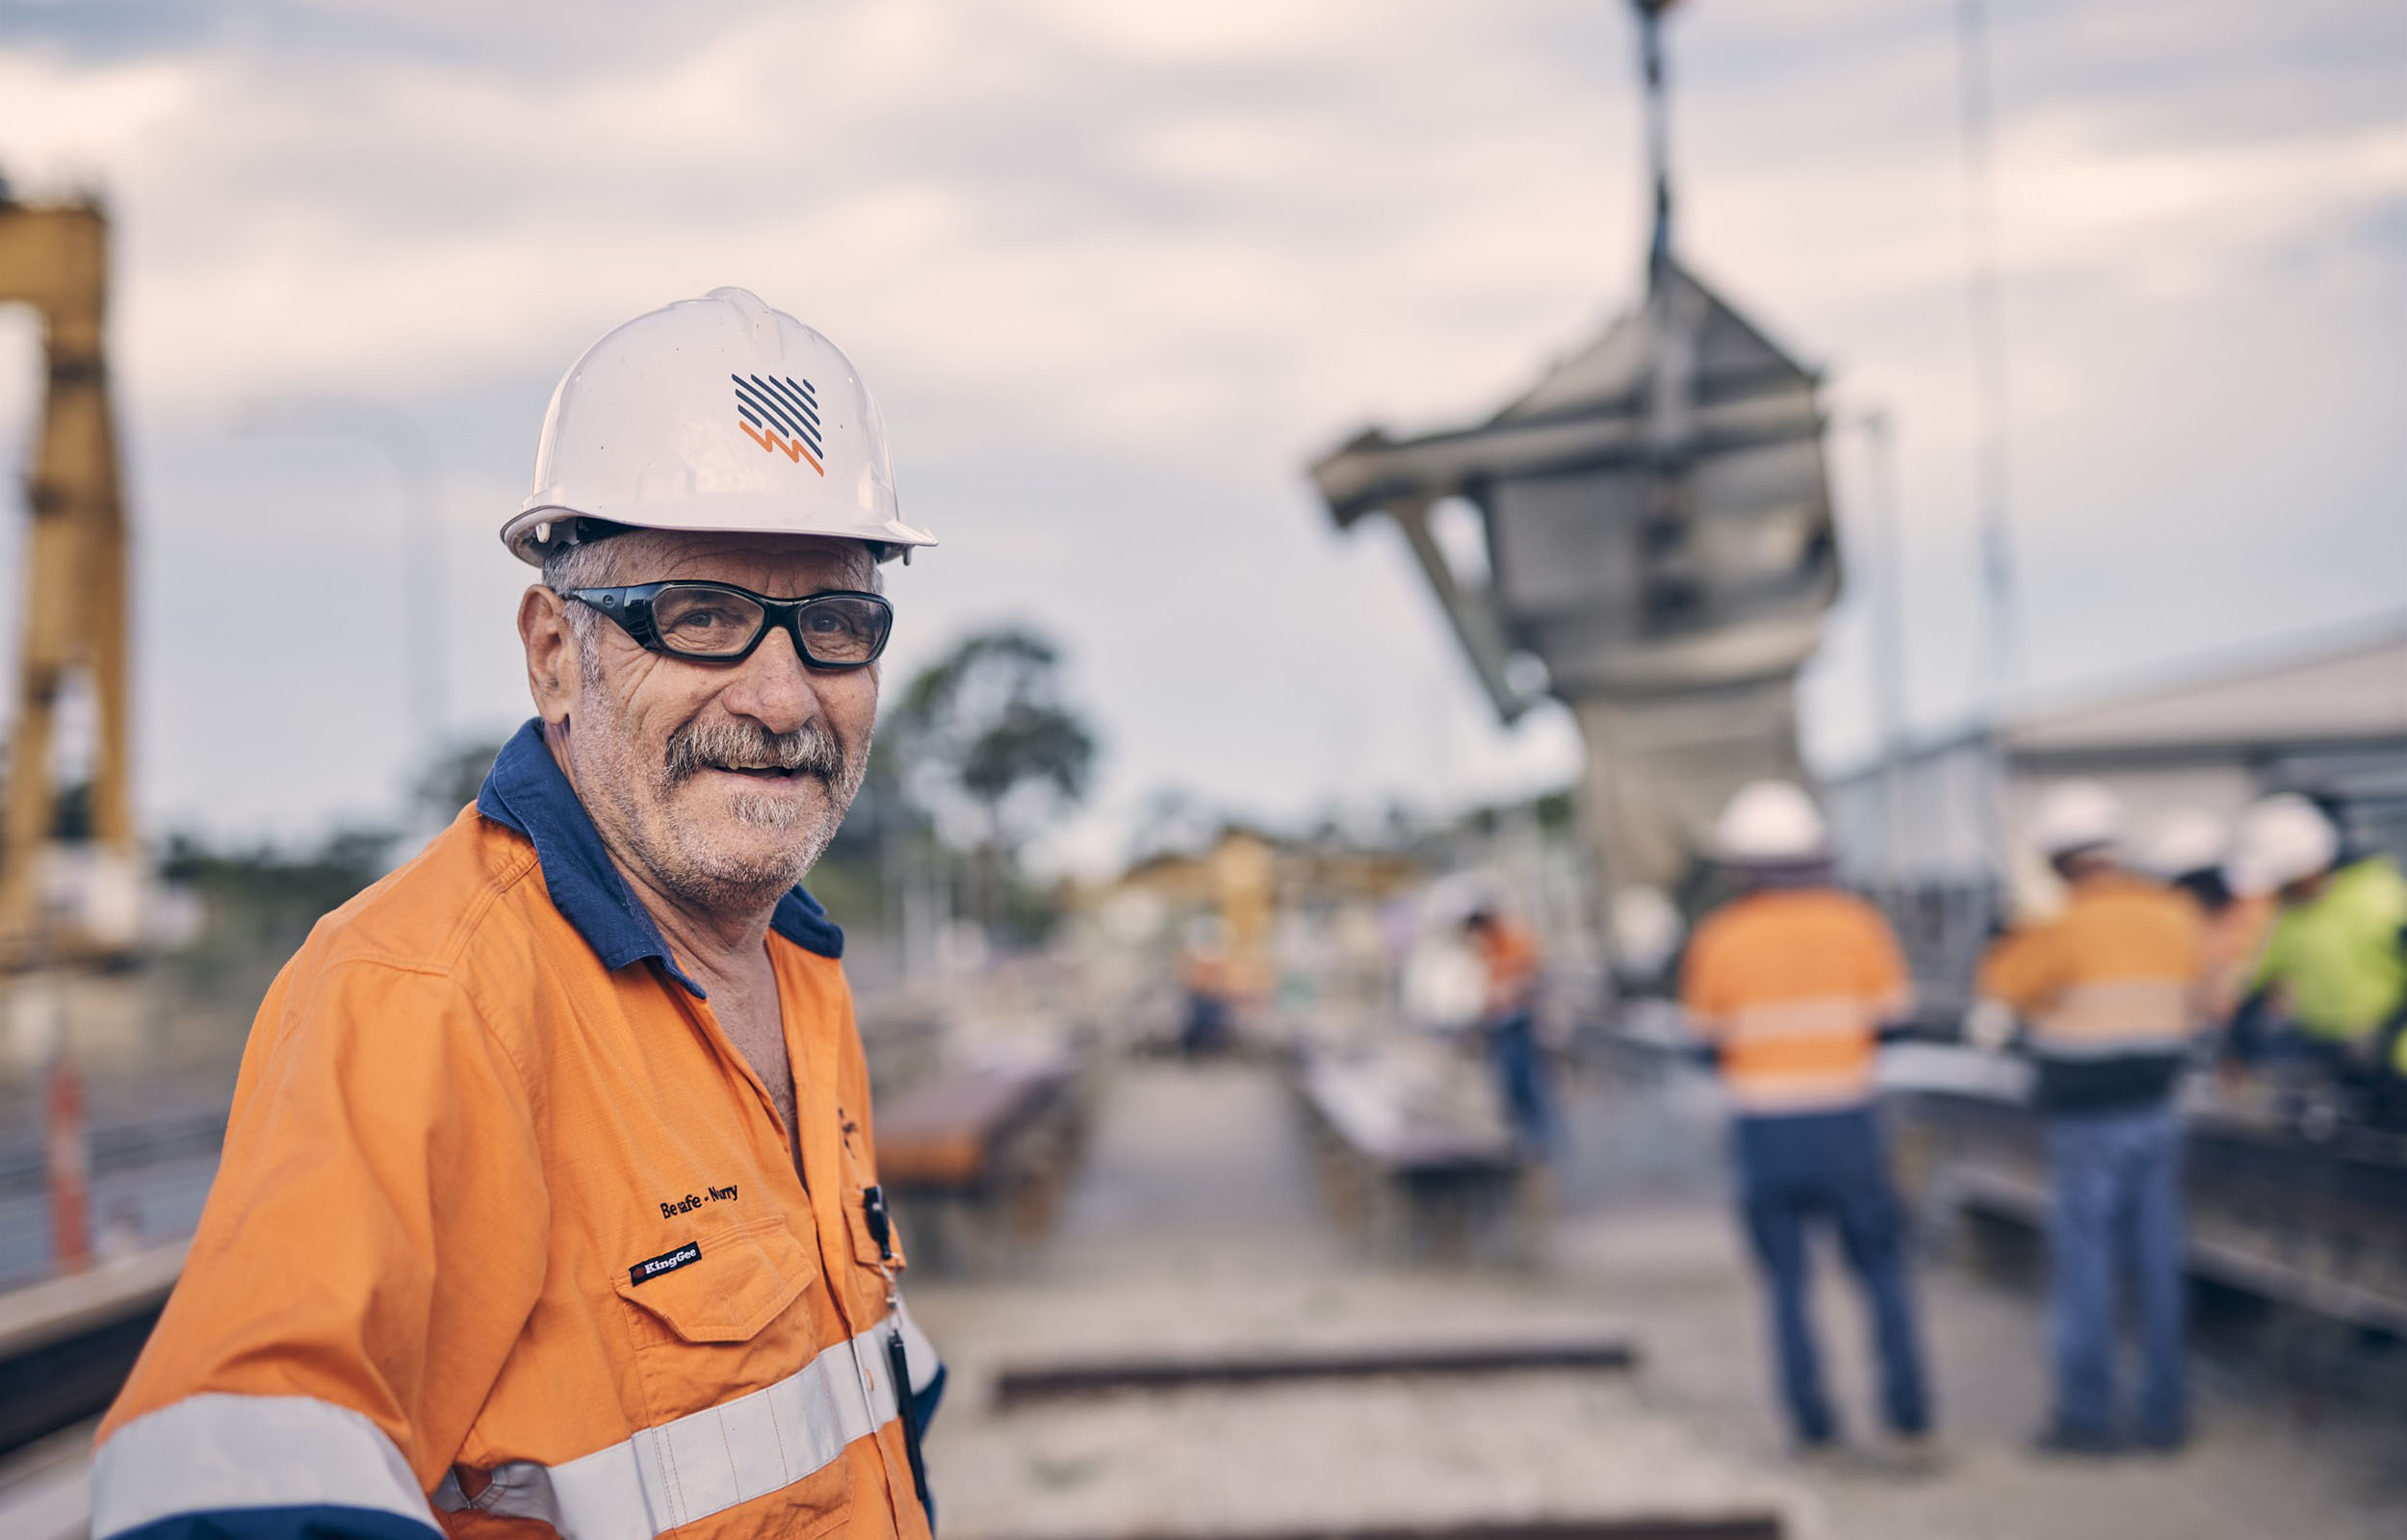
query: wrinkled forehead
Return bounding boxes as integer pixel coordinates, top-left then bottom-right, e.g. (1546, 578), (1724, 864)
(601, 530), (879, 594)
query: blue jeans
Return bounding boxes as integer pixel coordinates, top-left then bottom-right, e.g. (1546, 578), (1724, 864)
(1734, 1108), (1931, 1443)
(2044, 1101), (2187, 1442)
(1488, 1013), (1557, 1159)
(1180, 992), (1231, 1055)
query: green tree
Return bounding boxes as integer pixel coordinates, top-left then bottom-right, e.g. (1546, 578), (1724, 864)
(890, 626), (1098, 934)
(414, 738), (508, 826)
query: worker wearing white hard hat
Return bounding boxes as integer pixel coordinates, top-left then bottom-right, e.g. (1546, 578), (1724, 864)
(2223, 793), (2407, 1100)
(1978, 780), (2206, 1454)
(2138, 808), (2272, 1020)
(2028, 780), (2123, 862)
(504, 286), (936, 566)
(2137, 808), (2228, 886)
(1608, 885), (1684, 987)
(1713, 779), (1831, 867)
(2225, 793), (2340, 901)
(1683, 781), (1933, 1456)
(101, 290), (944, 1539)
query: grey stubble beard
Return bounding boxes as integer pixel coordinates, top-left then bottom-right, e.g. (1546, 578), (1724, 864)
(577, 702), (871, 917)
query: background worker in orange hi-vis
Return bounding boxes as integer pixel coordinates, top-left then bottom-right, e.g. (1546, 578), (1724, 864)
(1175, 914), (1237, 1056)
(1681, 781), (1933, 1461)
(2137, 808), (2270, 1022)
(1463, 899), (1555, 1157)
(92, 291), (945, 1540)
(1976, 781), (2207, 1457)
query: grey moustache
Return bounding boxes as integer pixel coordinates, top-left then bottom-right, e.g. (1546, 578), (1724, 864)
(664, 721), (845, 784)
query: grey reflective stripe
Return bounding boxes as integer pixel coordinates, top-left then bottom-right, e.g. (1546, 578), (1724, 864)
(2032, 978), (2193, 1055)
(91, 1394), (439, 1539)
(455, 1311), (933, 1540)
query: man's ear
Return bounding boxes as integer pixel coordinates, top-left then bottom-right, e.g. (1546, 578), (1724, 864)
(520, 585), (580, 726)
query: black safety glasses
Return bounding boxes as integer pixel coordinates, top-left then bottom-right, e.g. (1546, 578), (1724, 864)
(565, 581), (893, 670)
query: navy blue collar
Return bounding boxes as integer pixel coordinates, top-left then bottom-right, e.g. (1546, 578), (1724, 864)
(476, 719), (844, 998)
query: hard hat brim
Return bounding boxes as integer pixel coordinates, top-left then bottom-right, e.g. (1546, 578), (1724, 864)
(1716, 847), (1832, 868)
(2036, 836), (2119, 861)
(502, 500), (938, 568)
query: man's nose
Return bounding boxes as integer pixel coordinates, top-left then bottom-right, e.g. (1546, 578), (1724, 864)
(718, 623), (821, 735)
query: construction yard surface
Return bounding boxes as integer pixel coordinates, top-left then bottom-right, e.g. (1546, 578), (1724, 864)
(911, 1061), (2407, 1540)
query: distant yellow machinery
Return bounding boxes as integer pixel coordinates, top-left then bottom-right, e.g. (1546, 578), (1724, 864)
(0, 187), (136, 964)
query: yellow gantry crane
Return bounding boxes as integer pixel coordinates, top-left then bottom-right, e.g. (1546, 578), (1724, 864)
(0, 184), (137, 965)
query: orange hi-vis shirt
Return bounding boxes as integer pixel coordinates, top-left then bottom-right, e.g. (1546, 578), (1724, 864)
(1681, 887), (1912, 1116)
(1178, 944), (1233, 1000)
(1473, 919), (1542, 1020)
(94, 722), (939, 1540)
(2201, 892), (2275, 1019)
(1978, 869), (2205, 1112)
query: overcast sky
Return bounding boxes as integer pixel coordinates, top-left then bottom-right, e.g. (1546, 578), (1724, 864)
(0, 0), (2399, 870)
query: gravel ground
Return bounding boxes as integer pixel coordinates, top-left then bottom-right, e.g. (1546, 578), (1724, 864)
(5, 1055), (2394, 1539)
(908, 1058), (2407, 1540)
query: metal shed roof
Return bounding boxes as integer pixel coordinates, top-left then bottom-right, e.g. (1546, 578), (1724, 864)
(2006, 611), (2407, 758)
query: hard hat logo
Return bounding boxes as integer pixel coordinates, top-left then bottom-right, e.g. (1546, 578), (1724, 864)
(734, 373), (826, 475)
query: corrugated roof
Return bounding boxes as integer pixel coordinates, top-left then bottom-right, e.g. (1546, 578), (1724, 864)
(2006, 611), (2407, 754)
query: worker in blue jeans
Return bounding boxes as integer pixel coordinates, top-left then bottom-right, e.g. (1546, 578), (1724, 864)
(1466, 904), (1556, 1158)
(1685, 783), (1933, 1457)
(1978, 783), (2207, 1453)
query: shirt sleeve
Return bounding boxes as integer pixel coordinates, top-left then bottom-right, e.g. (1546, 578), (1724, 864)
(92, 961), (548, 1540)
(1978, 922), (2064, 1014)
(2244, 912), (2289, 996)
(1679, 914), (1731, 1036)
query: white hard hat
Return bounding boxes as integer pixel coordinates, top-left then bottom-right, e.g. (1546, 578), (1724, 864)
(2030, 781), (2122, 859)
(1714, 781), (1828, 863)
(1401, 938), (1488, 1033)
(2225, 793), (2339, 898)
(1608, 886), (1684, 976)
(502, 287), (937, 566)
(2137, 808), (2227, 880)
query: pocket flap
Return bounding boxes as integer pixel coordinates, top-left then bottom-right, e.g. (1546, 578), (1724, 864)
(613, 1219), (816, 1344)
(845, 1186), (908, 1271)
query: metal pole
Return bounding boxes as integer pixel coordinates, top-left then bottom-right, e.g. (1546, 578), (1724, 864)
(1956, 0), (2016, 702)
(1857, 410), (1911, 899)
(1633, 0), (1677, 281)
(1956, 0), (2019, 906)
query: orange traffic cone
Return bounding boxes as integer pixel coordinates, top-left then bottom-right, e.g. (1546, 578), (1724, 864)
(46, 1061), (91, 1272)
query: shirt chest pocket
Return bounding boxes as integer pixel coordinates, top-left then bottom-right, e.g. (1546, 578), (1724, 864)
(612, 1216), (828, 1414)
(604, 1216), (864, 1531)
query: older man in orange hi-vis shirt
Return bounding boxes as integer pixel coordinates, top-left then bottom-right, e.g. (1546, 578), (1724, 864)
(1682, 781), (1932, 1458)
(1978, 782), (2206, 1458)
(93, 292), (945, 1540)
